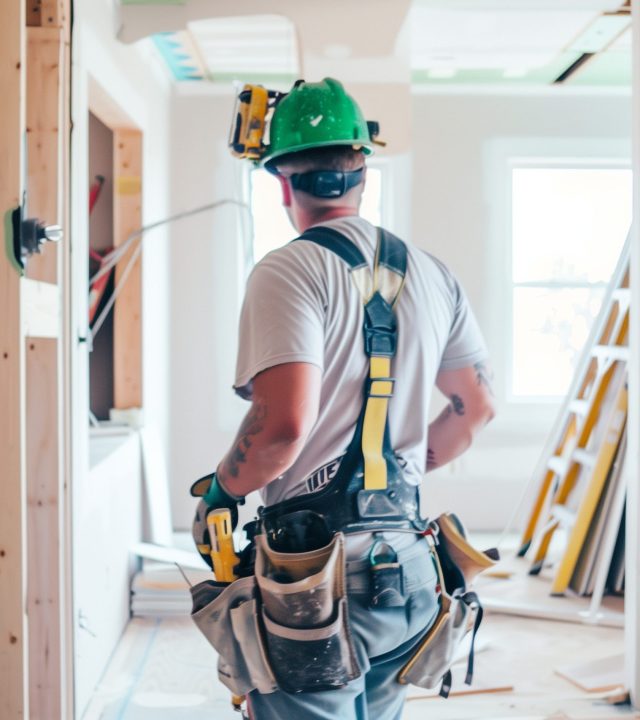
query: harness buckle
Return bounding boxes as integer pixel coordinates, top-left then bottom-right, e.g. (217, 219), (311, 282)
(368, 377), (396, 398)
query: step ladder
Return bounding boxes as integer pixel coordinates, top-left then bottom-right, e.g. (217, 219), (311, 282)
(517, 235), (630, 595)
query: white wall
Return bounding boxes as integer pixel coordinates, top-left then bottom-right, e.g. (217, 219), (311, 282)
(70, 0), (172, 712)
(169, 90), (250, 529)
(412, 89), (632, 529)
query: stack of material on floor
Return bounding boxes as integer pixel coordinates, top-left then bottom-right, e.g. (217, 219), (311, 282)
(514, 237), (630, 602)
(131, 562), (211, 617)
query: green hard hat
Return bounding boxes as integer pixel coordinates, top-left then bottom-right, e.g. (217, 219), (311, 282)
(263, 78), (374, 165)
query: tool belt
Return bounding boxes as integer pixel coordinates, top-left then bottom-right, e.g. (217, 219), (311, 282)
(259, 226), (427, 551)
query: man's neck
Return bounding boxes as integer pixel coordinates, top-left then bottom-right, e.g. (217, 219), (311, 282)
(300, 207), (358, 232)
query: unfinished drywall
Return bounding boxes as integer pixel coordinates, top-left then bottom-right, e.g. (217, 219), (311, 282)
(412, 89), (631, 527)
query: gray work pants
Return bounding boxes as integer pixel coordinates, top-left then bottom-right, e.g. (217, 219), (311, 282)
(247, 536), (439, 720)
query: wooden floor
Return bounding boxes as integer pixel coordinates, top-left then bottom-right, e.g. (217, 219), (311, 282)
(83, 610), (639, 720)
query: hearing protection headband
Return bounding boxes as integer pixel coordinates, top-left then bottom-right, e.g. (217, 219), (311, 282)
(289, 168), (364, 198)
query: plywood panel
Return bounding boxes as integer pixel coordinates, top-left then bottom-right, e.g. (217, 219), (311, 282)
(26, 338), (61, 719)
(25, 26), (63, 284)
(0, 2), (27, 718)
(113, 129), (142, 409)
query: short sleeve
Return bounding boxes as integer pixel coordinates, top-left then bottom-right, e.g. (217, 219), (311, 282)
(439, 272), (489, 371)
(234, 249), (326, 399)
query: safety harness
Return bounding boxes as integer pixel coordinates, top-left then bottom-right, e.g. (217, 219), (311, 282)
(259, 226), (427, 546)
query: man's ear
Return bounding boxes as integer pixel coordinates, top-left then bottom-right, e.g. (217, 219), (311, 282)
(275, 174), (292, 207)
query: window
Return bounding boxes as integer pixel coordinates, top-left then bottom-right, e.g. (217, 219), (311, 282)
(511, 165), (631, 399)
(250, 166), (384, 264)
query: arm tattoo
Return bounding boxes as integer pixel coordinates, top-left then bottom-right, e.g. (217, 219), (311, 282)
(427, 448), (437, 471)
(450, 394), (465, 416)
(474, 361), (495, 396)
(226, 400), (267, 478)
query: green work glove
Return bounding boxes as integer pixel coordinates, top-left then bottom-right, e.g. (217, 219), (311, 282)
(190, 472), (243, 569)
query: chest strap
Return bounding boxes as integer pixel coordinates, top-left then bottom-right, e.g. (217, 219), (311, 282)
(297, 226), (407, 492)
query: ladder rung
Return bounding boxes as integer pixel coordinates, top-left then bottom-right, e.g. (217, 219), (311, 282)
(572, 448), (596, 467)
(548, 455), (568, 476)
(550, 504), (576, 527)
(568, 398), (589, 415)
(591, 345), (629, 361)
(612, 287), (630, 302)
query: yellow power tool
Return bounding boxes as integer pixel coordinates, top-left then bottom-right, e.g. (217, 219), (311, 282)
(228, 83), (283, 160)
(206, 508), (240, 583)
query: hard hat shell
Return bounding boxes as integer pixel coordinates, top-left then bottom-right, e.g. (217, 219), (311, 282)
(262, 78), (374, 165)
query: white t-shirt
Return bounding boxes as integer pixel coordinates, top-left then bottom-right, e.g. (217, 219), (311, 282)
(234, 216), (488, 512)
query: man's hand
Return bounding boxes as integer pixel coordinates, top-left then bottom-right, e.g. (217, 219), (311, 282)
(426, 361), (496, 472)
(191, 472), (243, 568)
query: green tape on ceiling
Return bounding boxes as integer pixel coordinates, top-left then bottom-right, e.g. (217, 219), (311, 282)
(412, 48), (630, 87)
(153, 33), (203, 81)
(569, 52), (631, 87)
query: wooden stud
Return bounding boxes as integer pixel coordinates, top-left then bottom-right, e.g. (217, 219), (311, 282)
(26, 0), (67, 29)
(0, 2), (27, 718)
(26, 337), (61, 719)
(25, 26), (63, 284)
(113, 128), (143, 409)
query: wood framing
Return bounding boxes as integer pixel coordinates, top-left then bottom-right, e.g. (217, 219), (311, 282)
(0, 3), (27, 718)
(26, 337), (60, 718)
(113, 128), (143, 409)
(25, 26), (64, 284)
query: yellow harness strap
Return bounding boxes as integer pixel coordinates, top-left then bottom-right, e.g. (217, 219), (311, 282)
(358, 233), (406, 492)
(362, 356), (394, 490)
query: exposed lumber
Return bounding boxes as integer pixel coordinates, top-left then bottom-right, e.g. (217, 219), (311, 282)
(25, 26), (63, 284)
(113, 128), (143, 409)
(26, 0), (67, 28)
(26, 338), (61, 719)
(0, 2), (27, 718)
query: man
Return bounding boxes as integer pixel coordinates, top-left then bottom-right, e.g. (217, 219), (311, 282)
(193, 78), (495, 720)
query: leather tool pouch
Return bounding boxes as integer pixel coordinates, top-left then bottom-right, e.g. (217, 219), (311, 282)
(191, 576), (277, 696)
(255, 531), (361, 694)
(397, 533), (482, 698)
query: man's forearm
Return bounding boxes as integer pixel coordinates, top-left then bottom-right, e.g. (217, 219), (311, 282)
(427, 398), (474, 472)
(216, 399), (307, 497)
(427, 361), (496, 472)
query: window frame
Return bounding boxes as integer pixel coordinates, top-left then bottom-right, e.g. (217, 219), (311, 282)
(506, 156), (631, 403)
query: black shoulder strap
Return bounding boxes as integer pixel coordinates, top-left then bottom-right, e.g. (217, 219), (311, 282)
(296, 226), (368, 270)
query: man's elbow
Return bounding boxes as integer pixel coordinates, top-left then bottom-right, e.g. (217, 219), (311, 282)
(479, 396), (497, 427)
(266, 415), (314, 447)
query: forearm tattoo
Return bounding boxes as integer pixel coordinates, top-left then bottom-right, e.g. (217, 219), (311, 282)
(427, 447), (437, 471)
(226, 399), (267, 478)
(450, 394), (465, 416)
(474, 361), (495, 396)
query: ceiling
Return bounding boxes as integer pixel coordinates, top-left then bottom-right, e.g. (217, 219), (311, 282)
(125, 0), (632, 87)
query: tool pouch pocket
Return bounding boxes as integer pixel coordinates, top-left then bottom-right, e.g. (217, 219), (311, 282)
(397, 590), (475, 691)
(255, 531), (361, 693)
(397, 536), (482, 698)
(191, 576), (277, 696)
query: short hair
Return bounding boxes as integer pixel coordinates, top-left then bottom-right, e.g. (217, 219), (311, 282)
(267, 145), (366, 175)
